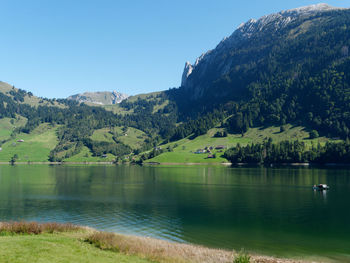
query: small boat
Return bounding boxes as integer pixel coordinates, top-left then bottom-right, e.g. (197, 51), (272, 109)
(313, 184), (330, 190)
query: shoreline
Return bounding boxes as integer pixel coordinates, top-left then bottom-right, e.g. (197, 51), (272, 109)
(0, 221), (314, 263)
(1, 161), (350, 168)
(104, 232), (312, 263)
(0, 161), (115, 165)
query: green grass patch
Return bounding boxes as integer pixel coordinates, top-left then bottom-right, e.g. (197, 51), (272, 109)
(91, 128), (115, 143)
(0, 123), (58, 162)
(147, 129), (248, 164)
(0, 233), (151, 263)
(115, 127), (148, 150)
(0, 117), (27, 141)
(63, 146), (116, 163)
(90, 127), (147, 150)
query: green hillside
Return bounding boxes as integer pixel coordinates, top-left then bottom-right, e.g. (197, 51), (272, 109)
(0, 81), (64, 108)
(63, 146), (116, 163)
(0, 117), (27, 141)
(0, 123), (58, 162)
(146, 125), (336, 164)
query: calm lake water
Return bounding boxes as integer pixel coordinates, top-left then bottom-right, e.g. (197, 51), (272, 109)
(0, 165), (350, 261)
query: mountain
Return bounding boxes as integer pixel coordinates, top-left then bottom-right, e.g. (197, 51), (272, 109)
(180, 3), (347, 101)
(171, 3), (350, 138)
(67, 91), (128, 105)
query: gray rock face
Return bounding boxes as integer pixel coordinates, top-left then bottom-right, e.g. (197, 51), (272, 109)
(181, 4), (344, 96)
(111, 91), (129, 104)
(68, 91), (129, 105)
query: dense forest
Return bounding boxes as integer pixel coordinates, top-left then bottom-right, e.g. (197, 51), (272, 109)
(224, 139), (350, 164)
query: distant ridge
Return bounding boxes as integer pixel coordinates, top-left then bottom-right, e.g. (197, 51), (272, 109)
(67, 91), (128, 105)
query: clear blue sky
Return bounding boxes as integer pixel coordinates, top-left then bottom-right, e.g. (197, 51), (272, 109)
(0, 0), (348, 98)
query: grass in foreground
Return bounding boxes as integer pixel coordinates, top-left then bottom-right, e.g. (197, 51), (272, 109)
(0, 222), (151, 263)
(0, 221), (305, 263)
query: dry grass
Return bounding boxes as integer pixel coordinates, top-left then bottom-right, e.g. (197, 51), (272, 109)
(0, 221), (81, 235)
(85, 231), (306, 263)
(0, 222), (310, 263)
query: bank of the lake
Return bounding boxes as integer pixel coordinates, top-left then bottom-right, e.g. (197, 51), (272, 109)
(0, 222), (312, 263)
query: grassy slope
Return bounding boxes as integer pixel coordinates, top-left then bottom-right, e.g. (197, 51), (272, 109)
(0, 123), (58, 162)
(64, 126), (148, 162)
(0, 117), (27, 141)
(64, 146), (116, 162)
(146, 125), (336, 164)
(91, 128), (115, 143)
(91, 127), (148, 149)
(0, 233), (151, 263)
(114, 127), (148, 150)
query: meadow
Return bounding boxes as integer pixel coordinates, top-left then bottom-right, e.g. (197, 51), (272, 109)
(0, 123), (58, 162)
(146, 125), (334, 164)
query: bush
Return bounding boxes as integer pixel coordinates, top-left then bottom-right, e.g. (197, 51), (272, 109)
(85, 232), (120, 251)
(310, 130), (319, 139)
(234, 250), (250, 263)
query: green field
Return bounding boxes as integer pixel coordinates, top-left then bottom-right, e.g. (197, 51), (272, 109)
(63, 146), (116, 162)
(0, 123), (58, 162)
(146, 129), (249, 164)
(91, 127), (148, 150)
(146, 125), (336, 164)
(91, 128), (115, 143)
(0, 233), (150, 263)
(114, 127), (148, 149)
(64, 127), (148, 162)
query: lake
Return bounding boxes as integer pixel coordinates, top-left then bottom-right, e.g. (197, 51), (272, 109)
(0, 165), (349, 262)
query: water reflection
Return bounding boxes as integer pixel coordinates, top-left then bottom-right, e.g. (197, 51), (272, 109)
(0, 165), (349, 261)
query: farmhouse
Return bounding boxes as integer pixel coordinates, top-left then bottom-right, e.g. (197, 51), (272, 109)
(215, 145), (226, 150)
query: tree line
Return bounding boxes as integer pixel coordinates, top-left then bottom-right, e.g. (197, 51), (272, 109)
(224, 139), (350, 164)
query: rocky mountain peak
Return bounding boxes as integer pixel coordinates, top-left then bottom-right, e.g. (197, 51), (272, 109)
(67, 91), (128, 105)
(181, 3), (346, 88)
